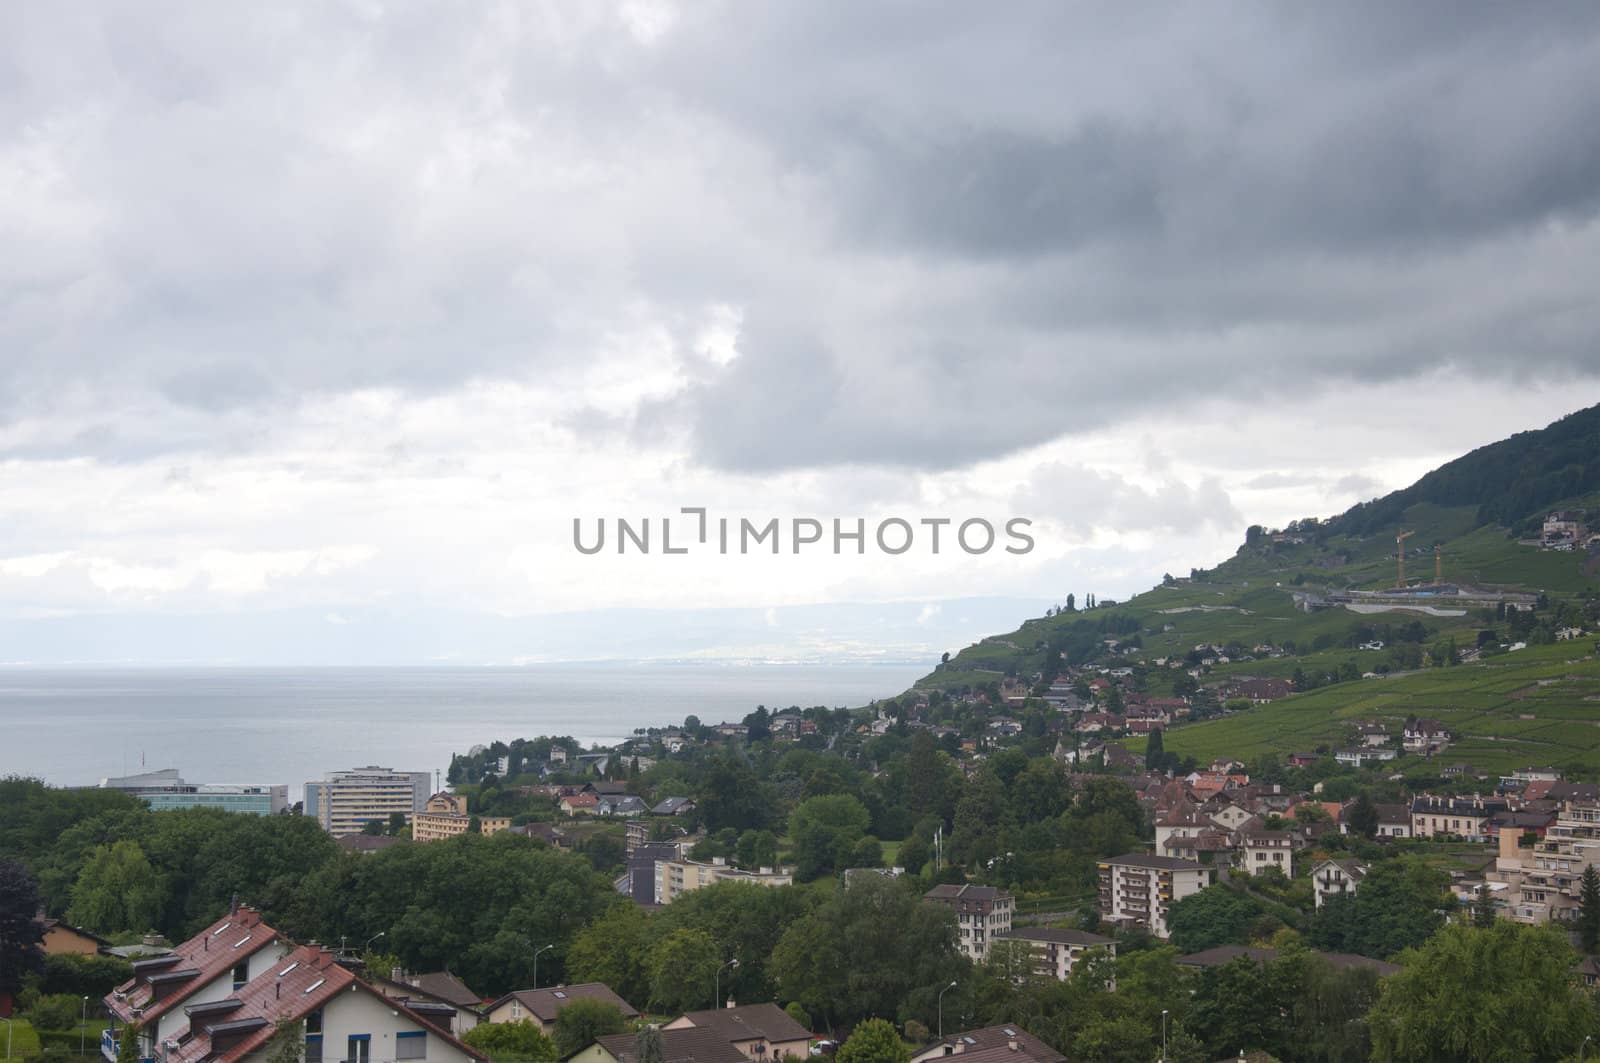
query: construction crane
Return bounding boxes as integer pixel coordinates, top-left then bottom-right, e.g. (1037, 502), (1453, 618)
(1396, 529), (1415, 587)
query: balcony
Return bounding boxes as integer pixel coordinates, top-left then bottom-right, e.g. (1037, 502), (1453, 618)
(102, 1030), (154, 1063)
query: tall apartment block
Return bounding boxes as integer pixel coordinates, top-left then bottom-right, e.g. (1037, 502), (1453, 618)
(304, 766), (431, 836)
(1098, 854), (1213, 938)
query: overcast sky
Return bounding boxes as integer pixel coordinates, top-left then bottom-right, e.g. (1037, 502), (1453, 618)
(3, 3), (1599, 664)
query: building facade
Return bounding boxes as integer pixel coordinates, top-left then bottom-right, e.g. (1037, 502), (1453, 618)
(412, 793), (511, 842)
(992, 928), (1114, 981)
(101, 769), (288, 816)
(923, 884), (1015, 961)
(1097, 854), (1212, 938)
(305, 767), (431, 837)
(653, 856), (793, 904)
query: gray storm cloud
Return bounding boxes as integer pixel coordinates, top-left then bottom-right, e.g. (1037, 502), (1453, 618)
(2, 2), (1599, 472)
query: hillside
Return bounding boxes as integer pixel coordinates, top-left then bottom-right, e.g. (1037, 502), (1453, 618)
(917, 402), (1600, 769)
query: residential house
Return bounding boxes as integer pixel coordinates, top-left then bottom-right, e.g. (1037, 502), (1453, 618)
(664, 1003), (812, 1060)
(923, 885), (1015, 961)
(413, 793), (511, 842)
(595, 795), (647, 817)
(484, 984), (640, 1031)
(910, 1026), (1065, 1063)
(1374, 804), (1412, 839)
(1288, 753), (1320, 768)
(1312, 859), (1368, 908)
(1411, 795), (1507, 842)
(152, 943), (486, 1063)
(991, 928), (1115, 981)
(373, 970), (485, 1036)
(560, 793), (601, 816)
(1334, 748), (1397, 768)
(39, 917), (110, 956)
(568, 1028), (746, 1063)
(1238, 830), (1296, 877)
(1403, 719), (1452, 756)
(103, 907), (292, 1061)
(507, 822), (569, 849)
(1098, 854), (1213, 938)
(652, 797), (696, 817)
(1356, 724), (1390, 748)
(1176, 945), (1399, 978)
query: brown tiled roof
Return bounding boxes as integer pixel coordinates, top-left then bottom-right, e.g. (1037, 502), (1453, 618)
(924, 884), (1012, 902)
(403, 971), (483, 1009)
(675, 1002), (811, 1045)
(922, 1026), (1064, 1063)
(1105, 853), (1205, 871)
(590, 1028), (747, 1063)
(488, 983), (640, 1023)
(163, 944), (487, 1063)
(105, 909), (281, 1025)
(1176, 945), (1399, 977)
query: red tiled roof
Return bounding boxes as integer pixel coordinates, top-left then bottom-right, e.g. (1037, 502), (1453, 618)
(165, 945), (486, 1063)
(106, 909), (281, 1025)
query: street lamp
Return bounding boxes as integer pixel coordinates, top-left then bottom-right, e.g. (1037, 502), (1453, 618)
(1582, 1034), (1593, 1063)
(715, 958), (739, 1010)
(1160, 1009), (1168, 1063)
(5, 1016), (14, 1061)
(532, 943), (554, 989)
(81, 997), (89, 1057)
(937, 981), (958, 1041)
(363, 932), (386, 954)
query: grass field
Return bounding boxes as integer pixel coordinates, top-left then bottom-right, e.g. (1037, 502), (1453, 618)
(1153, 641), (1600, 775)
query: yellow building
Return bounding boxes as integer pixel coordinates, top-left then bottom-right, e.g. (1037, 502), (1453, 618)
(414, 792), (512, 842)
(653, 856), (792, 904)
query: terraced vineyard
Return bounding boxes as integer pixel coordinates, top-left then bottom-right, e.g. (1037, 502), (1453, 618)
(1151, 641), (1600, 775)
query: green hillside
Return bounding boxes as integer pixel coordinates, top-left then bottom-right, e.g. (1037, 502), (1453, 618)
(1144, 640), (1600, 776)
(915, 402), (1600, 768)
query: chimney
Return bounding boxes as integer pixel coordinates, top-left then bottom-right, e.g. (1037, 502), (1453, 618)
(1008, 1041), (1019, 1052)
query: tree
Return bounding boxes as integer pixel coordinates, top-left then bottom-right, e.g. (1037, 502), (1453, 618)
(1472, 887), (1498, 929)
(897, 834), (929, 876)
(771, 876), (961, 1031)
(1367, 921), (1597, 1062)
(634, 1026), (665, 1063)
(116, 1021), (143, 1063)
(552, 999), (627, 1058)
(386, 812), (407, 835)
(0, 859), (46, 999)
(646, 929), (720, 1014)
(1345, 793), (1379, 839)
(265, 1017), (306, 1063)
(788, 795), (871, 881)
(67, 841), (164, 935)
(835, 1019), (909, 1063)
(464, 1020), (559, 1062)
(1309, 860), (1448, 959)
(564, 904), (652, 1008)
(1144, 729), (1165, 771)
(1580, 865), (1600, 953)
(1165, 887), (1266, 954)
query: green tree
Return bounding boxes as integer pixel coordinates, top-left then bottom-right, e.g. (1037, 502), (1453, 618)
(1144, 729), (1165, 771)
(896, 834), (929, 876)
(735, 830), (779, 870)
(0, 859), (46, 1000)
(836, 1019), (909, 1063)
(67, 841), (164, 935)
(552, 999), (627, 1058)
(265, 1017), (306, 1063)
(116, 1021), (143, 1063)
(1309, 860), (1448, 959)
(1579, 865), (1600, 953)
(1367, 921), (1597, 1062)
(464, 1020), (559, 1062)
(1165, 887), (1266, 954)
(646, 929), (720, 1014)
(788, 795), (872, 881)
(1345, 793), (1379, 839)
(567, 904), (653, 1007)
(1183, 957), (1283, 1059)
(634, 1026), (665, 1063)
(771, 876), (961, 1031)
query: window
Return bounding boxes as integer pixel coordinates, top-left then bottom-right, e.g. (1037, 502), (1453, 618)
(347, 1036), (371, 1063)
(305, 1036), (323, 1063)
(510, 1001), (521, 1020)
(232, 961), (250, 990)
(306, 1011), (323, 1036)
(396, 1033), (426, 1061)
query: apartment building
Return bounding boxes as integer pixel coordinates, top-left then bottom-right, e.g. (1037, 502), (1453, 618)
(1097, 854), (1212, 938)
(1410, 794), (1506, 842)
(923, 884), (1014, 961)
(304, 767), (431, 837)
(100, 769), (288, 816)
(1494, 799), (1600, 925)
(992, 928), (1115, 981)
(654, 856), (793, 904)
(411, 793), (511, 843)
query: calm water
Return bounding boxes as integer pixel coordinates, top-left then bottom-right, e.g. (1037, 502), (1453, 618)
(0, 663), (924, 790)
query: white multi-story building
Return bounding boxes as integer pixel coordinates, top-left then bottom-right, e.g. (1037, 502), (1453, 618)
(1098, 854), (1212, 938)
(923, 884), (1015, 960)
(304, 767), (431, 837)
(653, 856), (793, 904)
(992, 928), (1115, 980)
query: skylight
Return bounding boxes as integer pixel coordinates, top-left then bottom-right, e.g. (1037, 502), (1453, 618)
(278, 963), (299, 977)
(212, 924), (232, 936)
(304, 979), (326, 994)
(233, 936), (252, 949)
